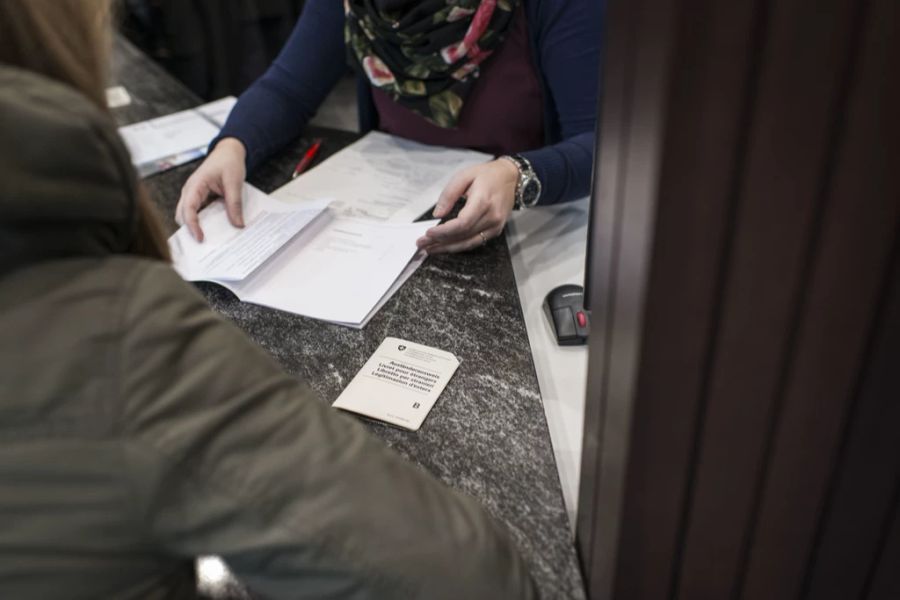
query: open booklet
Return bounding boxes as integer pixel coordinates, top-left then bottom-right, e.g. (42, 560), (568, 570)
(169, 185), (435, 328)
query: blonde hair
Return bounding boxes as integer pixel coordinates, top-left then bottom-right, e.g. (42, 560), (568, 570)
(0, 0), (171, 260)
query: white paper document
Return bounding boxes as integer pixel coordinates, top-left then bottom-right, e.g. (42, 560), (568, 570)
(171, 188), (327, 282)
(105, 86), (132, 108)
(169, 185), (434, 328)
(197, 96), (238, 127)
(273, 131), (491, 222)
(118, 96), (237, 177)
(333, 338), (460, 431)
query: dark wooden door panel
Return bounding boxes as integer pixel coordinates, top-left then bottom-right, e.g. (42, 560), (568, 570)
(611, 1), (763, 599)
(741, 0), (900, 596)
(803, 242), (900, 600)
(866, 492), (900, 600)
(676, 0), (863, 596)
(578, 0), (900, 597)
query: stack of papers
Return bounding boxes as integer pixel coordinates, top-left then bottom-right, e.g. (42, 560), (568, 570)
(166, 129), (491, 328)
(119, 97), (237, 177)
(169, 185), (435, 328)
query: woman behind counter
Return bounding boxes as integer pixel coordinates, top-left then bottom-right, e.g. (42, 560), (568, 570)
(0, 1), (536, 598)
(177, 0), (602, 253)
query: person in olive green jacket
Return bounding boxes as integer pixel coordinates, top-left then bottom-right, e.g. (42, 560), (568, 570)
(0, 2), (537, 599)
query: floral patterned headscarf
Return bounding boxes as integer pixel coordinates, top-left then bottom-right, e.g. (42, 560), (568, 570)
(345, 0), (520, 128)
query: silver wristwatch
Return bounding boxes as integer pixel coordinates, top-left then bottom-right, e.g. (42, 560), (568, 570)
(501, 154), (542, 209)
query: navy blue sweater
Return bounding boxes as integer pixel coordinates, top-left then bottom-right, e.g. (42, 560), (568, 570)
(218, 0), (603, 206)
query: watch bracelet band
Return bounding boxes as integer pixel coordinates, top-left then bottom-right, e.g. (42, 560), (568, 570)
(500, 154), (540, 210)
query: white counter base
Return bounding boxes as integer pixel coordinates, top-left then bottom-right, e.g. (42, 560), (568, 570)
(506, 199), (589, 533)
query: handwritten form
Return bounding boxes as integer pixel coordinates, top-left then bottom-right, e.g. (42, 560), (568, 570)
(273, 131), (491, 222)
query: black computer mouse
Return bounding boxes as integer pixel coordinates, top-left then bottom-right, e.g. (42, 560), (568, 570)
(543, 284), (589, 346)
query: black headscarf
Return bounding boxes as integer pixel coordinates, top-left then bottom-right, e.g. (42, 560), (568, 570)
(345, 0), (520, 128)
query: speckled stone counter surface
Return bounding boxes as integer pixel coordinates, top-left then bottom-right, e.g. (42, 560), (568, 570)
(112, 38), (585, 599)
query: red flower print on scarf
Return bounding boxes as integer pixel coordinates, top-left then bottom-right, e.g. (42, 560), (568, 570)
(362, 55), (396, 87)
(440, 0), (497, 65)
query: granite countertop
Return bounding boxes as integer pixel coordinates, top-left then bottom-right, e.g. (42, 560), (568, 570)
(112, 38), (585, 599)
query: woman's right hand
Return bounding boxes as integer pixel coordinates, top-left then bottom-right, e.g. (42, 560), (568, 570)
(175, 138), (248, 242)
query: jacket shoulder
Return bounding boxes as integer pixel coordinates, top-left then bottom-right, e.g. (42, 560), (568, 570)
(0, 257), (186, 436)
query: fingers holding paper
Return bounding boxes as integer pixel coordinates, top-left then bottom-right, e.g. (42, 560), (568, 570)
(175, 138), (248, 241)
(418, 160), (518, 254)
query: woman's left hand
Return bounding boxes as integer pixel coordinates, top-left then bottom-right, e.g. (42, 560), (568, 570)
(417, 159), (519, 254)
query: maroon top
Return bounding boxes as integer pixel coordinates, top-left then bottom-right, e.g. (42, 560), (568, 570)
(372, 6), (544, 157)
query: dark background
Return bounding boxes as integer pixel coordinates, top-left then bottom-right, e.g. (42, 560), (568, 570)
(119, 0), (306, 100)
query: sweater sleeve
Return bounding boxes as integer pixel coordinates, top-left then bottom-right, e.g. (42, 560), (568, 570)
(120, 263), (537, 600)
(520, 0), (603, 205)
(214, 0), (348, 173)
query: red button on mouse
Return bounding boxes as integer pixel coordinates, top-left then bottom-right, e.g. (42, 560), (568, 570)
(576, 311), (587, 327)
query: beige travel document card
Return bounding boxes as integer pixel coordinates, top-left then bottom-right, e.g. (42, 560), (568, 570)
(332, 337), (460, 431)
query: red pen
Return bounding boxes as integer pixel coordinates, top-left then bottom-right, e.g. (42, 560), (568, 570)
(292, 138), (323, 179)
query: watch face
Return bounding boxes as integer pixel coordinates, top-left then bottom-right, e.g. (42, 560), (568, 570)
(522, 178), (541, 206)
